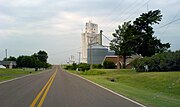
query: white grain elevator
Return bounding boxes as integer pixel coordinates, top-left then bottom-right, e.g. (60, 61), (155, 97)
(81, 21), (102, 63)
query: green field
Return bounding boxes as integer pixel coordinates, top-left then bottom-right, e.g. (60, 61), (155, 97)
(67, 69), (180, 107)
(0, 68), (40, 82)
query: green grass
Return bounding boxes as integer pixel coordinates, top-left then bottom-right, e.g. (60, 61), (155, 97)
(67, 69), (180, 107)
(0, 68), (40, 82)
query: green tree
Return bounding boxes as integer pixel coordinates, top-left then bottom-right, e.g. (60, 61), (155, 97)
(110, 21), (134, 68)
(16, 56), (24, 67)
(15, 51), (50, 70)
(3, 56), (16, 61)
(132, 9), (170, 57)
(37, 50), (48, 63)
(20, 56), (34, 68)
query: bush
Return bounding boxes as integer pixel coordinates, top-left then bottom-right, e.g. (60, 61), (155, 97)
(132, 50), (180, 72)
(78, 63), (90, 71)
(64, 63), (78, 70)
(92, 64), (103, 69)
(64, 63), (90, 71)
(103, 60), (116, 69)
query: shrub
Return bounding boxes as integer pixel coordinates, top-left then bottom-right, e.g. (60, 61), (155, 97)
(132, 50), (180, 72)
(92, 64), (103, 69)
(64, 63), (78, 70)
(64, 65), (73, 70)
(103, 60), (116, 69)
(78, 63), (90, 71)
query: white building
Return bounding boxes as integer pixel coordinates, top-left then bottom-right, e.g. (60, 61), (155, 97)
(81, 21), (102, 63)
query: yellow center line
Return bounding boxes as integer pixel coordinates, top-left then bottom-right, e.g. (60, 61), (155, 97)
(30, 67), (58, 107)
(37, 70), (57, 107)
(30, 74), (54, 107)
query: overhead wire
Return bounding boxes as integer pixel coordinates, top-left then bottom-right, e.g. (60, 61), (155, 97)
(118, 0), (148, 23)
(103, 0), (151, 36)
(155, 18), (180, 30)
(159, 10), (180, 37)
(103, 0), (143, 29)
(121, 0), (151, 23)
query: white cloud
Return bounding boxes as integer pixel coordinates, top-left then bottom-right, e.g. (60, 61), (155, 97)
(1, 0), (44, 7)
(0, 13), (15, 24)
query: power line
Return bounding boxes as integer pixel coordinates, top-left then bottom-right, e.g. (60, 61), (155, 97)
(121, 0), (151, 23)
(155, 18), (180, 30)
(119, 0), (148, 22)
(103, 0), (150, 32)
(160, 10), (180, 35)
(104, 0), (140, 27)
(49, 47), (81, 56)
(102, 34), (111, 42)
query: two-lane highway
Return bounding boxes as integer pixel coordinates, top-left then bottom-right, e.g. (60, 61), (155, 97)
(0, 66), (144, 107)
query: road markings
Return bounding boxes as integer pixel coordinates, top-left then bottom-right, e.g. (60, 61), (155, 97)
(37, 70), (57, 107)
(30, 68), (57, 107)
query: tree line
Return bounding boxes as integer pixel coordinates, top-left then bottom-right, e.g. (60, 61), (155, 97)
(4, 50), (51, 70)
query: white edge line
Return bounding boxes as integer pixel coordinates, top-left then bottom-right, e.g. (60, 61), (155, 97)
(67, 71), (146, 107)
(0, 70), (49, 85)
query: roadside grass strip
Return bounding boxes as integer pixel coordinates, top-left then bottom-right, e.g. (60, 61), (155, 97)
(67, 70), (146, 107)
(65, 69), (180, 107)
(30, 68), (57, 107)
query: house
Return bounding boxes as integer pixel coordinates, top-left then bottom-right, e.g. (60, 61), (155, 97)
(0, 61), (17, 68)
(103, 55), (142, 69)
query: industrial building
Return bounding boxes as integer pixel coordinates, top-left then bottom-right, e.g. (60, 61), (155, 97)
(81, 21), (114, 65)
(81, 21), (102, 63)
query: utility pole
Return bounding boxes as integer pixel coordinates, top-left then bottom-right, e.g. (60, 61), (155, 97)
(78, 52), (81, 64)
(5, 49), (7, 60)
(71, 55), (75, 64)
(90, 45), (92, 69)
(100, 30), (103, 45)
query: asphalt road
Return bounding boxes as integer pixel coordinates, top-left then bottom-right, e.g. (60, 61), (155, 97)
(0, 66), (145, 107)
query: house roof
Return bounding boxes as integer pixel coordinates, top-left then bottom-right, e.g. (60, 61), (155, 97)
(0, 61), (17, 66)
(103, 55), (142, 65)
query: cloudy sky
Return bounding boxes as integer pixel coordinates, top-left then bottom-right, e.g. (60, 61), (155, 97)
(0, 0), (179, 64)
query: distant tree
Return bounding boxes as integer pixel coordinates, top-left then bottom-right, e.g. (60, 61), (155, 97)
(16, 56), (24, 67)
(20, 56), (34, 68)
(110, 21), (134, 68)
(132, 9), (170, 57)
(16, 50), (50, 70)
(37, 50), (48, 63)
(3, 56), (16, 61)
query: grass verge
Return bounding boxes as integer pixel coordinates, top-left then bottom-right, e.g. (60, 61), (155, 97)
(66, 69), (180, 107)
(0, 68), (42, 82)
